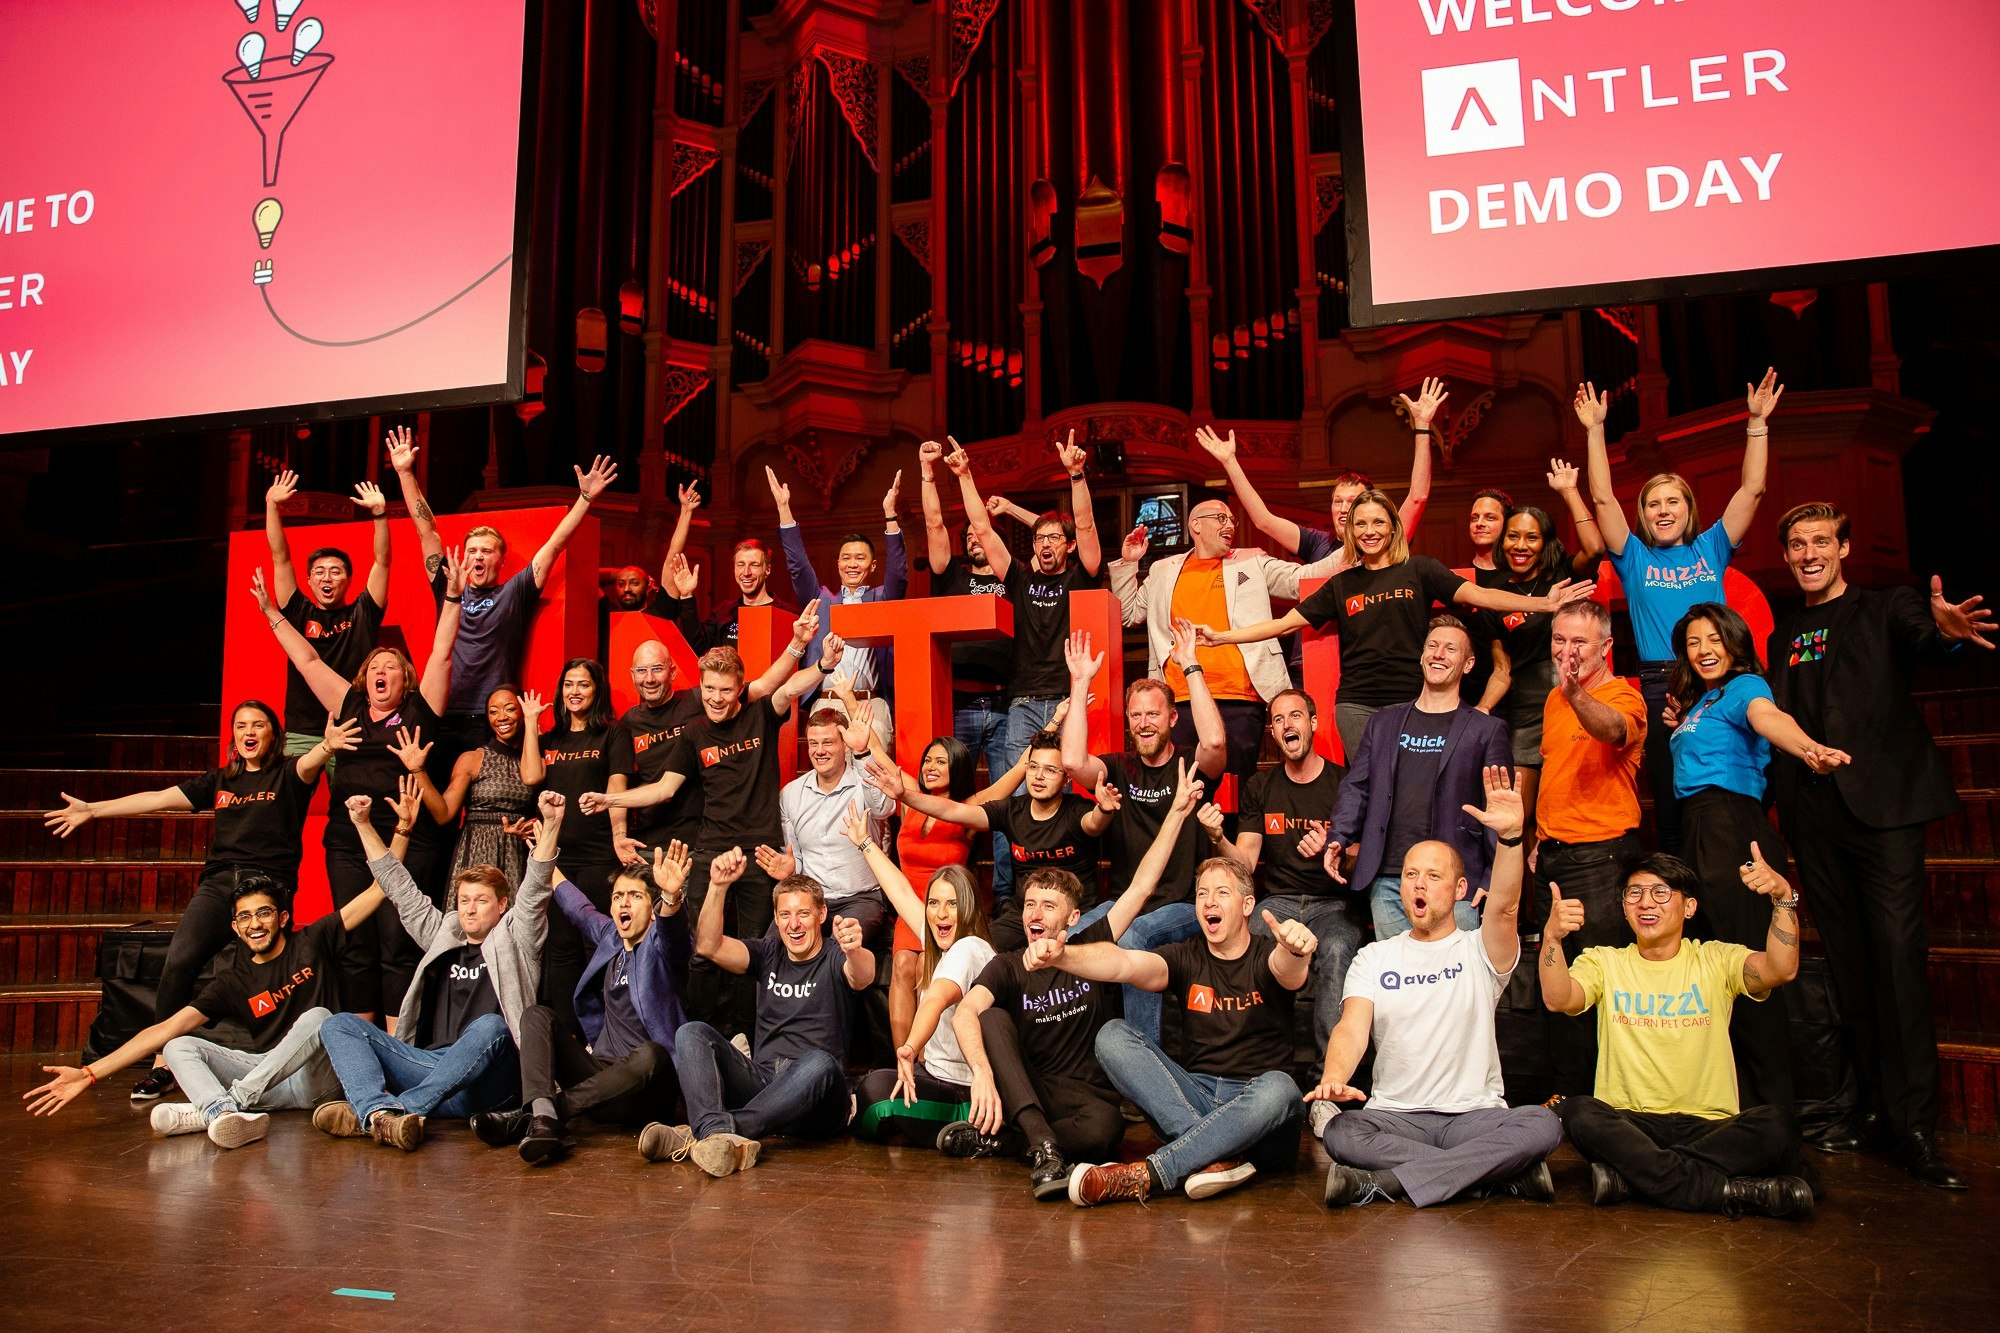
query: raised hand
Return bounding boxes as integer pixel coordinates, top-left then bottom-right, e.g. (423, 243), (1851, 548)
(666, 552), (700, 599)
(1193, 423), (1236, 463)
(882, 469), (904, 519)
(1555, 644), (1588, 699)
(1745, 366), (1784, 423)
(754, 844), (798, 880)
(250, 567), (276, 615)
(345, 794), (373, 825)
(831, 914), (865, 954)
(519, 690), (548, 731)
(1397, 376), (1449, 431)
(765, 465), (792, 510)
(918, 439), (944, 473)
(1295, 820), (1329, 861)
(1194, 801), (1226, 844)
(385, 424), (418, 472)
(23, 1065), (97, 1117)
(840, 796), (875, 849)
(710, 846), (747, 888)
(984, 494), (1010, 517)
(652, 841), (692, 908)
(838, 698), (875, 755)
(1262, 908), (1317, 958)
(1546, 457), (1580, 494)
(323, 717), (363, 755)
(1545, 883), (1584, 942)
(790, 601), (821, 649)
(1739, 842), (1791, 899)
(861, 757), (907, 803)
(818, 633), (847, 672)
(353, 479), (387, 516)
(389, 725), (431, 775)
(943, 442), (972, 478)
(576, 454), (618, 501)
(1054, 428), (1087, 476)
(1022, 929), (1067, 972)
(1572, 382), (1609, 431)
(1169, 616), (1202, 671)
(42, 793), (92, 839)
(537, 790), (567, 824)
(1538, 578), (1597, 614)
(1801, 743), (1852, 776)
(266, 469), (299, 505)
(1172, 760), (1206, 818)
(387, 773), (423, 831)
(1064, 630), (1104, 685)
(1301, 1076), (1367, 1106)
(1121, 524), (1149, 563)
(1322, 840), (1349, 885)
(442, 545), (466, 599)
(1932, 575), (1997, 650)
(677, 480), (703, 511)
(1093, 776), (1123, 816)
(1462, 765), (1524, 842)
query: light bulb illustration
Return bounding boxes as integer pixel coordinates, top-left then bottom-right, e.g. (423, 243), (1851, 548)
(235, 0), (260, 22)
(291, 18), (323, 65)
(253, 198), (283, 248)
(238, 32), (265, 80)
(275, 0), (304, 31)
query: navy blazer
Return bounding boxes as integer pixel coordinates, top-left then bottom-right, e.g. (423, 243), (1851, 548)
(557, 882), (692, 1052)
(1329, 702), (1513, 891)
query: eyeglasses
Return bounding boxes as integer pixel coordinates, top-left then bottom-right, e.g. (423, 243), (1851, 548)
(232, 906), (279, 925)
(1190, 512), (1230, 525)
(1622, 885), (1678, 905)
(631, 666), (668, 678)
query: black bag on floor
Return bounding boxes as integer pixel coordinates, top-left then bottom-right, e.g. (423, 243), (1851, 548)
(83, 923), (238, 1063)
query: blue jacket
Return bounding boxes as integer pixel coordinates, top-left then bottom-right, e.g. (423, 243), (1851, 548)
(779, 522), (908, 700)
(1329, 702), (1512, 891)
(557, 882), (692, 1050)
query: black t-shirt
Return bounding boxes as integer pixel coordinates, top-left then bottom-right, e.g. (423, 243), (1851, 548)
(1296, 556), (1468, 707)
(192, 912), (346, 1052)
(178, 760), (318, 881)
(1384, 707), (1454, 871)
(1239, 758), (1347, 898)
(421, 942), (501, 1050)
(1487, 570), (1558, 671)
(936, 559), (1012, 693)
(1158, 937), (1296, 1079)
(610, 694), (706, 847)
(743, 936), (851, 1067)
(1781, 602), (1836, 742)
(1004, 560), (1103, 699)
(328, 687), (445, 844)
(666, 698), (788, 851)
(541, 721), (621, 861)
(1460, 566), (1508, 706)
(280, 588), (386, 734)
(594, 947), (648, 1059)
(974, 917), (1120, 1087)
(982, 791), (1100, 910)
(1099, 748), (1200, 909)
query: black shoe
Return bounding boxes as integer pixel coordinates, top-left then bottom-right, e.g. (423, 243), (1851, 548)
(471, 1107), (531, 1148)
(130, 1066), (177, 1102)
(936, 1120), (1024, 1159)
(1322, 1163), (1398, 1208)
(1589, 1162), (1631, 1207)
(518, 1115), (575, 1166)
(1496, 1160), (1555, 1202)
(1810, 1110), (1884, 1155)
(1029, 1142), (1070, 1201)
(1892, 1132), (1969, 1191)
(1722, 1175), (1815, 1220)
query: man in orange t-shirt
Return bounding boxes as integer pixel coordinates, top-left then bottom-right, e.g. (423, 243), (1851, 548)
(1535, 598), (1648, 1097)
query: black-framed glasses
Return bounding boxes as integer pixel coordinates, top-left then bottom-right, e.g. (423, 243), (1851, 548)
(232, 906), (280, 925)
(1622, 885), (1678, 906)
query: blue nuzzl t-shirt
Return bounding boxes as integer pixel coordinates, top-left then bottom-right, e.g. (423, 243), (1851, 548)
(1669, 673), (1773, 801)
(1610, 520), (1735, 662)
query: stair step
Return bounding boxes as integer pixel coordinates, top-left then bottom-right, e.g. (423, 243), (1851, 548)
(1939, 734), (2000, 791)
(0, 982), (99, 1055)
(3, 862), (204, 917)
(0, 914), (180, 986)
(0, 811), (212, 862)
(0, 770), (192, 807)
(1920, 687), (2000, 737)
(1940, 1033), (2000, 1136)
(1929, 939), (2000, 1036)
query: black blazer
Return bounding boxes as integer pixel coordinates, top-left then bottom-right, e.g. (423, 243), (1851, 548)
(1329, 702), (1513, 889)
(1766, 584), (1961, 829)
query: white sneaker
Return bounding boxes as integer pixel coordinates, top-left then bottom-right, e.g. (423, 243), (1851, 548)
(208, 1110), (271, 1149)
(149, 1102), (205, 1137)
(1308, 1100), (1337, 1140)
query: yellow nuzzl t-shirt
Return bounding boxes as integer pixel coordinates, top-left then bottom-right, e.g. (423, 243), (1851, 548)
(1570, 938), (1763, 1119)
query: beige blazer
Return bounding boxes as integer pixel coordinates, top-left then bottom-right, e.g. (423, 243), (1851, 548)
(1109, 547), (1301, 702)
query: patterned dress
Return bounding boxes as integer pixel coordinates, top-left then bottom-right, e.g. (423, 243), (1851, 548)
(450, 742), (534, 886)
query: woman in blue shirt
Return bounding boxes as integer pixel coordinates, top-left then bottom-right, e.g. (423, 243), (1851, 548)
(1667, 602), (1848, 1111)
(1584, 369), (1784, 853)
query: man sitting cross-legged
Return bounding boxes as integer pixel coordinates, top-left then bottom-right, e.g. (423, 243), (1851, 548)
(1539, 848), (1816, 1220)
(659, 849), (877, 1177)
(1313, 767), (1562, 1207)
(471, 843), (695, 1165)
(1047, 858), (1316, 1206)
(313, 791), (561, 1151)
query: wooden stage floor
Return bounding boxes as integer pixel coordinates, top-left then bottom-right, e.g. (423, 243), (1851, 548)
(2, 1058), (1995, 1331)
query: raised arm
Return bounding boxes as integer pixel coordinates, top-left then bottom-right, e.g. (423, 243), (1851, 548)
(1545, 458), (1605, 569)
(832, 912), (877, 991)
(250, 569), (349, 712)
(944, 442), (1011, 579)
(533, 455), (618, 588)
(1060, 632), (1108, 788)
(417, 547), (463, 715)
(43, 783), (192, 840)
(1025, 934), (1169, 993)
(263, 469), (301, 607)
(1169, 617), (1228, 780)
(693, 847), (753, 975)
(662, 481), (703, 584)
(1537, 887), (1591, 1014)
(1262, 909), (1317, 991)
(354, 479), (392, 608)
(385, 425), (444, 572)
(1721, 368), (1781, 547)
(844, 798), (924, 944)
(1555, 648), (1629, 745)
(918, 440), (952, 574)
(768, 468), (827, 608)
(769, 615), (842, 717)
(518, 688), (547, 785)
(1576, 383), (1630, 555)
(1395, 377), (1444, 533)
(881, 472), (909, 597)
(861, 755), (992, 830)
(1195, 424), (1300, 554)
(1737, 841), (1801, 998)
(1054, 430), (1103, 576)
(1465, 766), (1527, 974)
(746, 605), (813, 704)
(297, 716), (360, 786)
(1105, 761), (1205, 939)
(1745, 695), (1851, 775)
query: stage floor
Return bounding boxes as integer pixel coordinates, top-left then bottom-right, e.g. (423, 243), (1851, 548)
(1, 1058), (1994, 1330)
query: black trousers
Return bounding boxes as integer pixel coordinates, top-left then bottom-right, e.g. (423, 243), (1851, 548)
(1560, 1095), (1803, 1212)
(1534, 832), (1642, 1097)
(978, 1007), (1125, 1160)
(325, 832), (440, 1017)
(517, 1004), (680, 1127)
(1782, 781), (1939, 1136)
(1172, 699), (1268, 802)
(541, 853), (622, 1037)
(1637, 665), (1682, 854)
(1681, 789), (1795, 1113)
(156, 867), (292, 1022)
(687, 853), (776, 1039)
(853, 1065), (970, 1142)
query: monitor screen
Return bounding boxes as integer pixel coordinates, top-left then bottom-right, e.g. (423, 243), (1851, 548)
(1135, 487), (1189, 554)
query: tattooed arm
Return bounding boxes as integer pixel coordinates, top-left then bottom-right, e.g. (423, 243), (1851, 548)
(1739, 841), (1801, 998)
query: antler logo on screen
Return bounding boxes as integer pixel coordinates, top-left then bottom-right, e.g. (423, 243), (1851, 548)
(1421, 59), (1525, 157)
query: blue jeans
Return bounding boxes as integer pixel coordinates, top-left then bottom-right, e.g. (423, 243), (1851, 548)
(1252, 894), (1367, 1052)
(321, 1010), (519, 1124)
(1367, 873), (1480, 939)
(1070, 901), (1201, 1045)
(1093, 1019), (1302, 1192)
(955, 695), (1015, 903)
(674, 1020), (849, 1141)
(163, 1006), (340, 1122)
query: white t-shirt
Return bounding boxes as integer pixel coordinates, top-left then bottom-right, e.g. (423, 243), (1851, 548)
(919, 936), (997, 1087)
(1343, 927), (1514, 1113)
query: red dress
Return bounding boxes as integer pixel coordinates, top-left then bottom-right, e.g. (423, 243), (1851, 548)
(893, 811), (976, 953)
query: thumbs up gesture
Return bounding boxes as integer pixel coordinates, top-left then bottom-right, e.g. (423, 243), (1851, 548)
(1262, 908), (1317, 959)
(1545, 883), (1585, 943)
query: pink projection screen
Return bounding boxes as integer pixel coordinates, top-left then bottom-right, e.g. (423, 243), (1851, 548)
(0, 1), (533, 439)
(1340, 0), (2000, 326)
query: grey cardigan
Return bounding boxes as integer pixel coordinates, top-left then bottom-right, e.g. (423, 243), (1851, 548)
(368, 851), (552, 1043)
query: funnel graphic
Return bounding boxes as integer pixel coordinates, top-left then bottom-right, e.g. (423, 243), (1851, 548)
(224, 52), (333, 188)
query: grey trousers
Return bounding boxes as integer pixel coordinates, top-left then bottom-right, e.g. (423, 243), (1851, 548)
(1324, 1104), (1562, 1206)
(163, 1006), (342, 1123)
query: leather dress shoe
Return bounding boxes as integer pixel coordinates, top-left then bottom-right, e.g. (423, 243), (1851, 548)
(1892, 1132), (1968, 1190)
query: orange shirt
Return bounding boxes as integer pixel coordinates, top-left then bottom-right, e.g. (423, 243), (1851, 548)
(1166, 557), (1258, 702)
(1538, 676), (1648, 844)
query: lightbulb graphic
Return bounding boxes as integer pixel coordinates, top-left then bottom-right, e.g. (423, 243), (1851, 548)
(235, 0), (260, 21)
(291, 18), (323, 65)
(253, 198), (283, 248)
(238, 32), (265, 80)
(275, 0), (304, 31)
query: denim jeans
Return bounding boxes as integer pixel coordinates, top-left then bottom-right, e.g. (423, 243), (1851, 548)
(955, 695), (1014, 903)
(1367, 873), (1480, 939)
(163, 1006), (341, 1122)
(674, 1020), (849, 1141)
(1252, 894), (1367, 1052)
(321, 1010), (519, 1124)
(1070, 901), (1201, 1045)
(1093, 1019), (1302, 1192)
